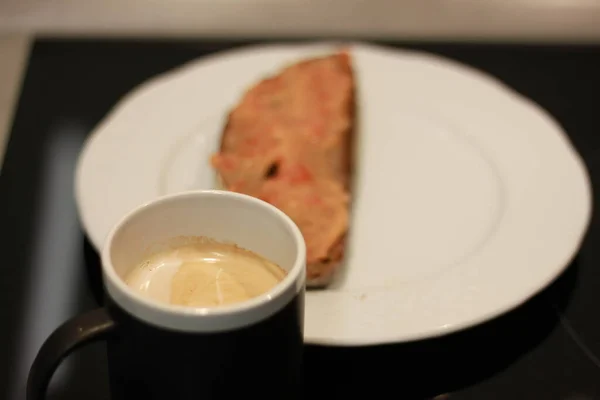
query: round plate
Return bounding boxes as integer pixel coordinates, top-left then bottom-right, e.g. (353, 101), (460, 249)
(75, 42), (592, 345)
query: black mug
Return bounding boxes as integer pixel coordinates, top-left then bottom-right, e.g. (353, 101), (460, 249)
(27, 190), (306, 400)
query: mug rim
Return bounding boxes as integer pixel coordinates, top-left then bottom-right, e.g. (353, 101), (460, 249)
(101, 190), (306, 331)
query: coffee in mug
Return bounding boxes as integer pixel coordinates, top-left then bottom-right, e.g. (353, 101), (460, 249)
(125, 237), (287, 307)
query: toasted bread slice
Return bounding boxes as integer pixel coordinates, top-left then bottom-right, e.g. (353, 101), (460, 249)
(212, 50), (355, 287)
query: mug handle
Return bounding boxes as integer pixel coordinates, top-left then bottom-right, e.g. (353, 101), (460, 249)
(26, 308), (116, 400)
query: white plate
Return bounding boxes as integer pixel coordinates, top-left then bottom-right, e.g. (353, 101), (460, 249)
(75, 42), (592, 345)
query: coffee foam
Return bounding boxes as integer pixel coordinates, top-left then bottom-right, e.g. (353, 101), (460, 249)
(125, 238), (286, 308)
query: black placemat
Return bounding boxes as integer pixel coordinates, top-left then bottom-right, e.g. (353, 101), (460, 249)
(1, 39), (599, 400)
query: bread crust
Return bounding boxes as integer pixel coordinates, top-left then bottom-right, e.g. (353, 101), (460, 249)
(306, 54), (355, 288)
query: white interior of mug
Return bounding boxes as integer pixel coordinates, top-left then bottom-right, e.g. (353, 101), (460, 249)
(102, 190), (306, 333)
